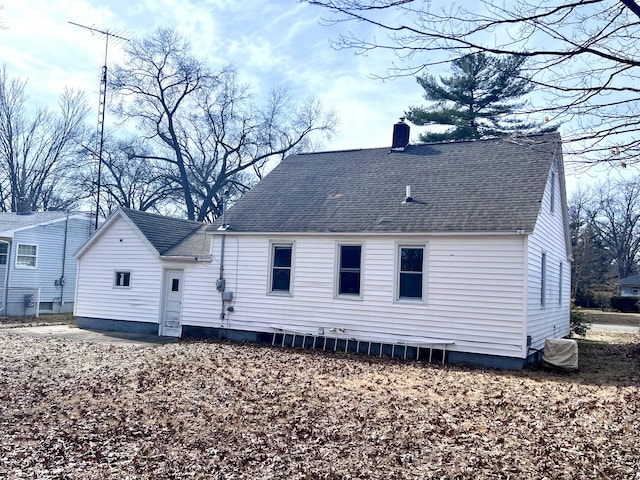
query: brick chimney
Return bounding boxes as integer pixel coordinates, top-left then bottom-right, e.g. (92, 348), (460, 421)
(16, 197), (31, 215)
(391, 117), (410, 151)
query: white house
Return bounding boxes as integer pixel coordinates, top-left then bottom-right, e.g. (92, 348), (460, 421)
(74, 208), (211, 334)
(619, 274), (640, 298)
(0, 209), (94, 314)
(74, 124), (571, 368)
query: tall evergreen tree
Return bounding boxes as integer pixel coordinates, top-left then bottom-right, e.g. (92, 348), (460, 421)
(406, 53), (547, 142)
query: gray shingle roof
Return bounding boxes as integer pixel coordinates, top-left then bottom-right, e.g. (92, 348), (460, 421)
(121, 208), (208, 256)
(0, 211), (73, 234)
(212, 132), (562, 234)
(620, 273), (640, 286)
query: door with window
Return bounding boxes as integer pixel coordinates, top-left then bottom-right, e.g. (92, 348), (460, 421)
(160, 269), (183, 337)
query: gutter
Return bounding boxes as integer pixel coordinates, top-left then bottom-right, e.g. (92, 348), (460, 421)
(159, 255), (212, 262)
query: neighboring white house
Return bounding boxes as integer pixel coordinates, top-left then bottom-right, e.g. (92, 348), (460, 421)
(74, 124), (572, 368)
(0, 209), (94, 315)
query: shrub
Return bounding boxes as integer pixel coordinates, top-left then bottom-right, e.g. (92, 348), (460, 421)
(570, 303), (591, 337)
(610, 296), (640, 313)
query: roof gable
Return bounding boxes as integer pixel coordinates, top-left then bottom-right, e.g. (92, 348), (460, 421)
(75, 208), (210, 260)
(212, 133), (562, 234)
(120, 208), (206, 255)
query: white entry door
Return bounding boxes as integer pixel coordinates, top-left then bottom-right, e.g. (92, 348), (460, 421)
(160, 269), (183, 337)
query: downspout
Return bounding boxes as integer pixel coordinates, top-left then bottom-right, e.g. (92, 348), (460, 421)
(59, 211), (70, 307)
(216, 189), (229, 326)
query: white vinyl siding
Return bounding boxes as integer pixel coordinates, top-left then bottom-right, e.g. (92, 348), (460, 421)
(526, 165), (571, 349)
(74, 216), (163, 324)
(196, 234), (527, 358)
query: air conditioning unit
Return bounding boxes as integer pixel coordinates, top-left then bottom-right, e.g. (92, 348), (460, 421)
(543, 338), (578, 371)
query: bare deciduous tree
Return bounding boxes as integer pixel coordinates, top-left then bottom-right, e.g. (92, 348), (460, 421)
(110, 27), (337, 221)
(0, 65), (88, 211)
(587, 177), (640, 281)
(306, 0), (640, 163)
(74, 136), (181, 216)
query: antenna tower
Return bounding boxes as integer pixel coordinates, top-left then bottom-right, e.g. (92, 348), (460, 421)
(69, 22), (129, 230)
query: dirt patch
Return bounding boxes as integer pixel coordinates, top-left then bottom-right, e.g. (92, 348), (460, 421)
(0, 313), (74, 330)
(581, 309), (640, 327)
(0, 330), (638, 479)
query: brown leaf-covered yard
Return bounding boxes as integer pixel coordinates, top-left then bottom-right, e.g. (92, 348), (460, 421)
(0, 326), (638, 479)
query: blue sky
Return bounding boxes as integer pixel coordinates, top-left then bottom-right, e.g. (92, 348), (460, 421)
(0, 0), (425, 151)
(0, 0), (632, 193)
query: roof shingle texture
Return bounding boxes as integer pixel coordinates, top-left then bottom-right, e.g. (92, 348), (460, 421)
(121, 208), (207, 255)
(0, 211), (71, 234)
(213, 133), (562, 234)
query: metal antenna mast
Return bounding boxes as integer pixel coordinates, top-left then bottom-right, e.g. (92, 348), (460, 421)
(69, 22), (129, 230)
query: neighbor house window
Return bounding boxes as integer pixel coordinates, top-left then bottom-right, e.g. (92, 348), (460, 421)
(271, 244), (292, 293)
(398, 246), (425, 300)
(114, 271), (131, 288)
(338, 245), (362, 296)
(0, 243), (7, 265)
(541, 253), (546, 306)
(16, 244), (37, 268)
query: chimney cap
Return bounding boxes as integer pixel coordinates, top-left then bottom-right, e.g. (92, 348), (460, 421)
(16, 197), (32, 215)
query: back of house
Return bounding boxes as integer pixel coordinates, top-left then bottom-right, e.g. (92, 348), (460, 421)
(74, 124), (571, 368)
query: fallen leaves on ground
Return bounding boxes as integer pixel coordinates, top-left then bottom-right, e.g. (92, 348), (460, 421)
(0, 330), (638, 479)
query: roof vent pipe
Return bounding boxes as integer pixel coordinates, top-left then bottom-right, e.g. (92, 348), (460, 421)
(391, 117), (410, 151)
(404, 185), (413, 203)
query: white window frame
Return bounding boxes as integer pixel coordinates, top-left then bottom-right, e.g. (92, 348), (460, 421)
(558, 262), (563, 306)
(396, 244), (427, 302)
(541, 253), (547, 307)
(16, 243), (38, 269)
(0, 242), (8, 266)
(550, 170), (556, 214)
(336, 243), (363, 298)
(113, 270), (132, 288)
(268, 242), (294, 295)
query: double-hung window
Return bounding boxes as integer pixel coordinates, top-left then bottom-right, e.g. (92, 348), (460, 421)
(338, 245), (362, 296)
(0, 243), (7, 265)
(398, 246), (424, 300)
(16, 244), (37, 268)
(271, 244), (292, 293)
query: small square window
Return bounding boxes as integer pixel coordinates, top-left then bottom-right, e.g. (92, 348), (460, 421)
(171, 278), (180, 292)
(114, 271), (131, 288)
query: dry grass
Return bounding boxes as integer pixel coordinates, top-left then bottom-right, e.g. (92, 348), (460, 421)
(581, 309), (640, 327)
(0, 313), (74, 329)
(0, 328), (638, 479)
